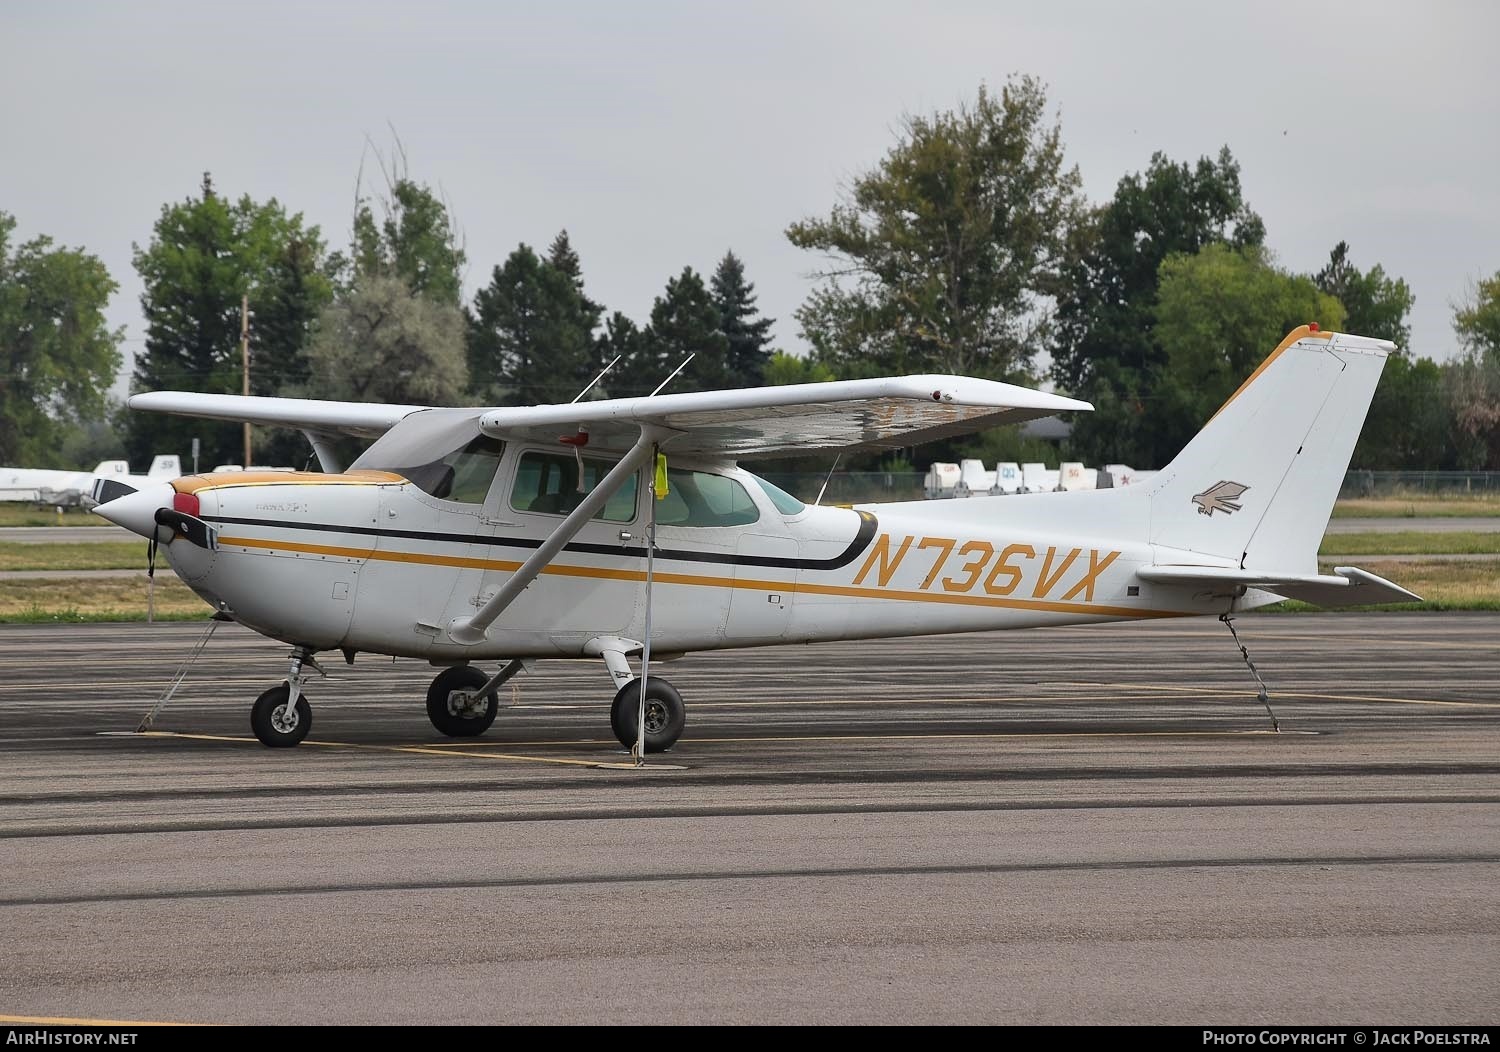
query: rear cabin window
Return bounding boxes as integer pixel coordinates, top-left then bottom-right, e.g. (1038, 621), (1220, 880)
(396, 436), (506, 504)
(510, 450), (638, 522)
(657, 469), (759, 527)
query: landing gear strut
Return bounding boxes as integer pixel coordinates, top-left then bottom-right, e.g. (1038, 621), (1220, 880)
(250, 646), (319, 747)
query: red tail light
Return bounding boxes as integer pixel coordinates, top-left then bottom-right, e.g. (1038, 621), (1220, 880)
(173, 491), (200, 517)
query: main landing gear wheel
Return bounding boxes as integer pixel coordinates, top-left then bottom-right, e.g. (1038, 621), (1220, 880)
(251, 684), (312, 748)
(426, 665), (499, 737)
(610, 677), (686, 753)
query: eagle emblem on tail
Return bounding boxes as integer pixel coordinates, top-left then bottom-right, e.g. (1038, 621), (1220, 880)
(1191, 480), (1249, 516)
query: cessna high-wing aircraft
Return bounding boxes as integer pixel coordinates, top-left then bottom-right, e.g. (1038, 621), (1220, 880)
(93, 325), (1418, 752)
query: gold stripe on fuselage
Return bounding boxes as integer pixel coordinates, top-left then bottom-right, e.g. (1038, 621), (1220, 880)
(216, 534), (1185, 621)
(172, 469), (404, 494)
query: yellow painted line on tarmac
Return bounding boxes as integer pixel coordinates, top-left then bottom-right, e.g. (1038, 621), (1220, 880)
(0, 1012), (190, 1026)
(135, 730), (607, 768)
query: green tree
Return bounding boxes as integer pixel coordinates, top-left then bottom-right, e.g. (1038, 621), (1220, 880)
(468, 243), (601, 405)
(1311, 243), (1442, 468)
(545, 229), (602, 320)
(249, 235), (336, 466)
(621, 267), (729, 396)
(710, 251), (774, 388)
(1446, 273), (1500, 468)
(764, 350), (836, 386)
(1145, 244), (1345, 465)
(303, 275), (466, 405)
(1051, 148), (1263, 464)
(0, 213), (123, 465)
(1350, 355), (1451, 469)
(595, 312), (647, 399)
(129, 174), (328, 467)
(787, 76), (1082, 380)
(350, 175), (465, 306)
(1314, 241), (1414, 347)
(1454, 271), (1500, 361)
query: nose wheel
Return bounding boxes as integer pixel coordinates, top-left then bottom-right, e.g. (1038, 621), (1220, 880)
(250, 645), (320, 748)
(251, 684), (312, 747)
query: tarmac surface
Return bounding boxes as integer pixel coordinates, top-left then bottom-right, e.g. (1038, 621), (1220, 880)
(0, 614), (1496, 1025)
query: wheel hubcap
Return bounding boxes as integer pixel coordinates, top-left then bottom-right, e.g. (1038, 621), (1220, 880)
(447, 690), (487, 718)
(644, 699), (668, 734)
(271, 703), (300, 734)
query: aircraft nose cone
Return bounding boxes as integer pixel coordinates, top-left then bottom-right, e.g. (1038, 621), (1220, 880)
(93, 482), (175, 540)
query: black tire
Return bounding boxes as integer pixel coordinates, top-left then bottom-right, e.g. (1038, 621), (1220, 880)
(609, 677), (686, 753)
(426, 665), (499, 737)
(251, 684), (312, 748)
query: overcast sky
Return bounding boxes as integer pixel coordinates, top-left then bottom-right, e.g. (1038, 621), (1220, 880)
(4, 0), (1497, 395)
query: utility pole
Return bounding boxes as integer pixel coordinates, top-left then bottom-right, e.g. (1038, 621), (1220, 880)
(240, 294), (252, 469)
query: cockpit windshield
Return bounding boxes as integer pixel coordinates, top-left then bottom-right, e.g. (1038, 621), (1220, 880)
(748, 473), (807, 515)
(350, 409), (503, 504)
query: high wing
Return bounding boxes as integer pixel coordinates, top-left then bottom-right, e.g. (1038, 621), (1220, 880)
(130, 376), (1091, 457)
(128, 392), (429, 439)
(477, 376), (1091, 458)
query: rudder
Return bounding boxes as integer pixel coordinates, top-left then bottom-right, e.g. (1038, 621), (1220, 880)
(1147, 326), (1391, 574)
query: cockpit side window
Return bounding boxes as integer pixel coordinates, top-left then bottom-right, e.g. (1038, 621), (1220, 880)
(510, 450), (638, 522)
(656, 468), (759, 527)
(396, 436), (506, 503)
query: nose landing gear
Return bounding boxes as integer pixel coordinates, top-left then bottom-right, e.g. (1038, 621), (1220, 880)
(250, 646), (321, 747)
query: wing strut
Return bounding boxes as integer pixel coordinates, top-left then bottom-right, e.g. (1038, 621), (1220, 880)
(303, 431), (343, 474)
(446, 427), (664, 645)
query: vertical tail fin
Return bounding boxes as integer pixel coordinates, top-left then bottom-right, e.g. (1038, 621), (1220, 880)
(1147, 326), (1391, 574)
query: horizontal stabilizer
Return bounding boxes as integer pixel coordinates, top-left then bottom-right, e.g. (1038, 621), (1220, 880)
(1138, 564), (1422, 607)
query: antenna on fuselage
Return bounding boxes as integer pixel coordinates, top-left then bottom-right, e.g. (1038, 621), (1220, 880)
(815, 453), (843, 507)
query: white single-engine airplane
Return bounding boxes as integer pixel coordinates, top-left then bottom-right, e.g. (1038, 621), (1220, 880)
(94, 325), (1418, 751)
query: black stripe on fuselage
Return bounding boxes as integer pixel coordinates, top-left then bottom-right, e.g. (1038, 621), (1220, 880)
(200, 509), (879, 571)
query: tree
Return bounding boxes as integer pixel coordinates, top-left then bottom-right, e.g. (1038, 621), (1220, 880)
(1454, 271), (1500, 362)
(1350, 354), (1451, 469)
(787, 76), (1083, 380)
(614, 267), (729, 396)
(1051, 148), (1264, 464)
(468, 243), (601, 406)
(1446, 273), (1500, 468)
(710, 251), (774, 388)
(1143, 244), (1345, 465)
(0, 213), (122, 465)
(129, 174), (329, 467)
(303, 275), (467, 405)
(1311, 243), (1441, 468)
(764, 350), (835, 386)
(349, 174), (465, 306)
(595, 311), (647, 398)
(251, 236), (332, 395)
(1314, 241), (1414, 347)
